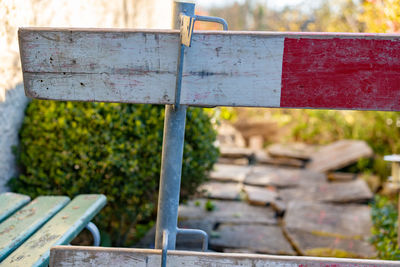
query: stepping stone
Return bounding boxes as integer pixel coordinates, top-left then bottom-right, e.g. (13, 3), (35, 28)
(217, 122), (246, 148)
(200, 182), (242, 200)
(318, 179), (373, 203)
(209, 164), (252, 183)
(219, 146), (253, 159)
(327, 172), (357, 182)
(284, 201), (376, 258)
(179, 199), (277, 225)
(279, 179), (373, 204)
(245, 166), (325, 188)
(267, 143), (317, 160)
(210, 224), (296, 255)
(285, 228), (376, 258)
(217, 157), (249, 166)
(284, 201), (372, 237)
(233, 121), (278, 144)
(243, 185), (278, 206)
(254, 150), (305, 168)
(249, 135), (264, 150)
(307, 140), (373, 172)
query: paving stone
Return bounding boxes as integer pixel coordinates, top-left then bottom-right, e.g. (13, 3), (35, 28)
(245, 166), (325, 188)
(243, 185), (278, 206)
(254, 150), (305, 168)
(319, 179), (373, 203)
(249, 135), (264, 150)
(267, 143), (317, 160)
(279, 179), (373, 204)
(307, 140), (373, 172)
(210, 224), (296, 255)
(209, 164), (252, 183)
(217, 122), (246, 148)
(219, 146), (253, 159)
(200, 182), (242, 200)
(327, 172), (357, 182)
(284, 201), (372, 238)
(285, 228), (376, 258)
(233, 121), (279, 144)
(284, 201), (375, 258)
(217, 157), (249, 166)
(179, 199), (277, 225)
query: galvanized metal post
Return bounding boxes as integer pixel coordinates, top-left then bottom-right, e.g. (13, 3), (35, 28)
(154, 1), (195, 250)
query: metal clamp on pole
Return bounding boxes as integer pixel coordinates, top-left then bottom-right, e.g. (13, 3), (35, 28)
(155, 2), (228, 266)
(174, 8), (228, 109)
(177, 228), (209, 251)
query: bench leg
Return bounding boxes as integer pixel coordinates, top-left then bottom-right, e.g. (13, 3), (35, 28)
(85, 222), (101, 246)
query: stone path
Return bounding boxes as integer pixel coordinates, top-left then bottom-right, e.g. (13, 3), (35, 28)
(137, 140), (376, 258)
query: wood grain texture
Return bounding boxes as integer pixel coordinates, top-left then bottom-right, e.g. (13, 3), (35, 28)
(49, 246), (400, 266)
(1, 194), (106, 267)
(19, 28), (400, 110)
(0, 193), (30, 223)
(281, 38), (400, 110)
(19, 28), (284, 107)
(0, 196), (70, 261)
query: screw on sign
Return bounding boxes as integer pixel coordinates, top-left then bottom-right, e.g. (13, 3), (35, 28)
(18, 1), (400, 266)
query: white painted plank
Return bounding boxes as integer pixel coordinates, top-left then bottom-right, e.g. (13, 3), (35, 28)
(49, 246), (400, 267)
(19, 28), (400, 110)
(18, 28), (283, 107)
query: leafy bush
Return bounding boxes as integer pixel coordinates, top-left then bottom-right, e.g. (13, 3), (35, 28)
(370, 195), (400, 260)
(9, 100), (218, 246)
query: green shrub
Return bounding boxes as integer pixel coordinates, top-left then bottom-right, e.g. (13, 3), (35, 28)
(370, 195), (400, 260)
(9, 100), (218, 246)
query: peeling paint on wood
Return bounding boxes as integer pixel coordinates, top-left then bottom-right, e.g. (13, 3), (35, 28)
(0, 196), (70, 261)
(0, 193), (30, 223)
(49, 246), (400, 266)
(1, 194), (106, 267)
(19, 28), (400, 110)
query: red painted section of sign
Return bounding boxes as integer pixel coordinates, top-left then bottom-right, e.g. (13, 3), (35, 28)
(280, 38), (400, 111)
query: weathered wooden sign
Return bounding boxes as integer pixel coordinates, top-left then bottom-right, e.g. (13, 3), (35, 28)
(19, 28), (400, 111)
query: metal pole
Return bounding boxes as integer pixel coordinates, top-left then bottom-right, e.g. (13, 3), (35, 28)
(154, 0), (195, 250)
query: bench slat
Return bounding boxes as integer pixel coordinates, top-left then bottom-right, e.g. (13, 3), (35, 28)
(0, 196), (70, 261)
(0, 193), (30, 223)
(49, 246), (400, 267)
(19, 28), (400, 111)
(1, 194), (106, 267)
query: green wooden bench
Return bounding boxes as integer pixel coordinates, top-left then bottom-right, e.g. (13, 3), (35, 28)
(0, 192), (106, 267)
